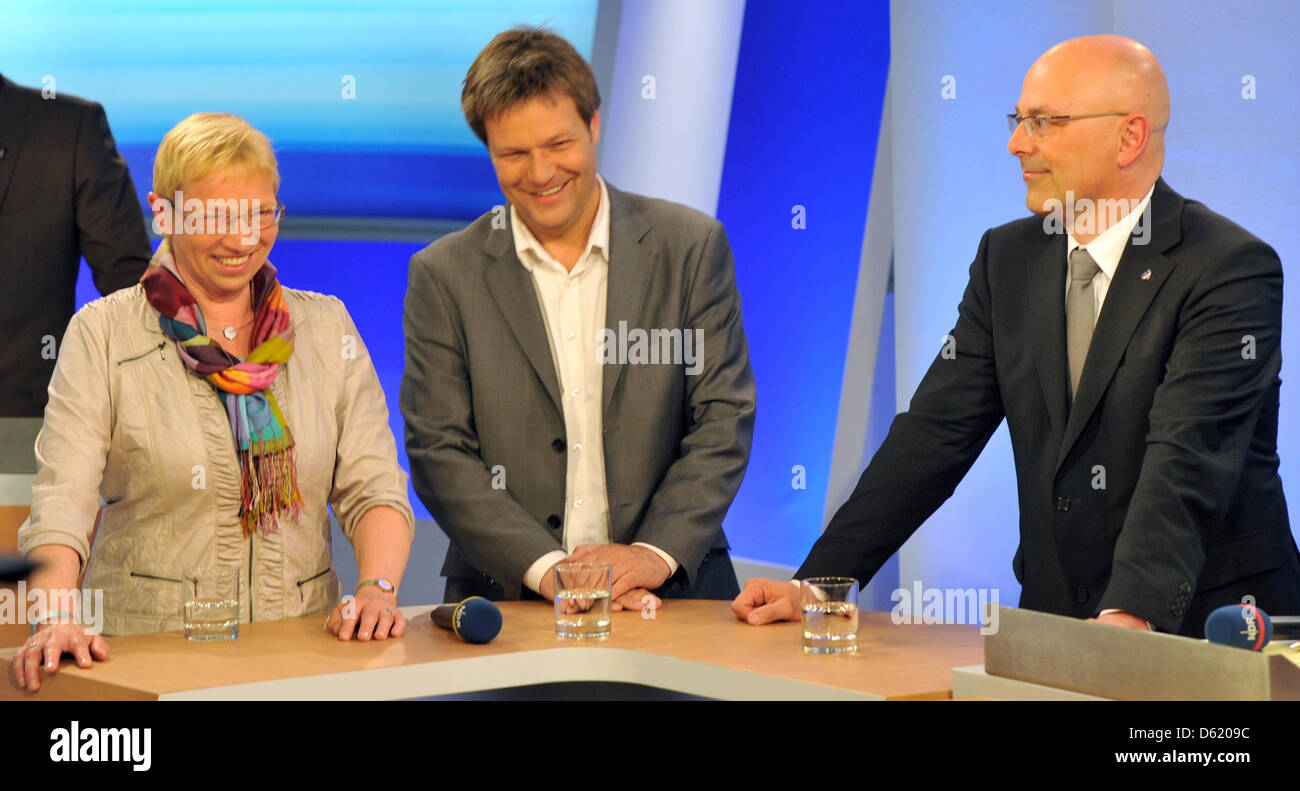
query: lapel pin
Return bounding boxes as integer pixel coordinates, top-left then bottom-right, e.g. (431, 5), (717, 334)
(1140, 269), (1152, 280)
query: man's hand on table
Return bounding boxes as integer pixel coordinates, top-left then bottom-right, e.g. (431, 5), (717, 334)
(326, 586), (406, 641)
(10, 621), (109, 692)
(565, 543), (668, 612)
(731, 577), (801, 625)
(1089, 610), (1153, 631)
(731, 581), (1157, 630)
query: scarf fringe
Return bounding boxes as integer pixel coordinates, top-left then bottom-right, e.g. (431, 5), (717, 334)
(240, 444), (305, 538)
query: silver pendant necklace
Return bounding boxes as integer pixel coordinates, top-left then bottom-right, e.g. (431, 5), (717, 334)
(223, 315), (253, 340)
(218, 284), (254, 342)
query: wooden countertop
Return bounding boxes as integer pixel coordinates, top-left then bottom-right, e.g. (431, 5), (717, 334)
(2, 599), (983, 701)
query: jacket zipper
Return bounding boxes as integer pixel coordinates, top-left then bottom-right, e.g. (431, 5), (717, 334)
(248, 536), (255, 622)
(115, 342), (167, 365)
(129, 571), (181, 583)
(296, 568), (331, 601)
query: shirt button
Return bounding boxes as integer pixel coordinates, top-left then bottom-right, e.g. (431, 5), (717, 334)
(566, 331), (576, 341)
(551, 438), (565, 453)
(570, 387), (581, 397)
(1056, 496), (1071, 512)
(574, 498), (584, 508)
(572, 443), (583, 453)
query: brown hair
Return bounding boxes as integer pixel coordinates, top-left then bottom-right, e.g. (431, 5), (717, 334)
(461, 26), (601, 145)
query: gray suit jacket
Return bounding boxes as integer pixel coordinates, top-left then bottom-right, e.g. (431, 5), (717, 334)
(401, 184), (756, 597)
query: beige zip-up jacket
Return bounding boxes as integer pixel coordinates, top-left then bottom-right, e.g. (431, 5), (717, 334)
(18, 281), (415, 635)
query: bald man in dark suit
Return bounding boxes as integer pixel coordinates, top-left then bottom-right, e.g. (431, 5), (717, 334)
(734, 35), (1300, 636)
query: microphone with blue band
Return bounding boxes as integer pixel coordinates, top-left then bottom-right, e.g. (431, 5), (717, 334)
(431, 596), (503, 644)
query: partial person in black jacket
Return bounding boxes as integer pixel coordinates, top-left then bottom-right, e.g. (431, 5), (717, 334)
(0, 74), (151, 417)
(733, 35), (1300, 636)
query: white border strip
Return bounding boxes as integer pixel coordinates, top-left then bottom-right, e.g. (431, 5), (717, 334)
(160, 647), (884, 701)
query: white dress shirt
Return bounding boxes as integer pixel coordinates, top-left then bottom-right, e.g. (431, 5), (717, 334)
(512, 176), (679, 595)
(1067, 183), (1155, 628)
(1065, 184), (1156, 322)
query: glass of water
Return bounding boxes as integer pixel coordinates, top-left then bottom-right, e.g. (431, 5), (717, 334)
(801, 577), (859, 654)
(553, 561), (612, 639)
(182, 567), (240, 641)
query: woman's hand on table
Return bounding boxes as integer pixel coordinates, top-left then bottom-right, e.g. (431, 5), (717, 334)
(325, 587), (405, 642)
(10, 622), (110, 692)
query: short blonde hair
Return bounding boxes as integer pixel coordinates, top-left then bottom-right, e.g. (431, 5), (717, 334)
(153, 112), (279, 202)
(151, 113), (278, 259)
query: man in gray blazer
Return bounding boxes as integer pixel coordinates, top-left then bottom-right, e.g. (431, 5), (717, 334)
(401, 27), (755, 608)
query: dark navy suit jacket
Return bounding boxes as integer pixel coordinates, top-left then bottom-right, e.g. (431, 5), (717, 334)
(0, 74), (151, 417)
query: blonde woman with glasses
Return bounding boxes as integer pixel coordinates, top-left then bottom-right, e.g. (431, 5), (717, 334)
(12, 113), (414, 693)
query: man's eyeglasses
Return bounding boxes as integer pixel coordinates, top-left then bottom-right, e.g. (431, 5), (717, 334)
(1006, 112), (1128, 140)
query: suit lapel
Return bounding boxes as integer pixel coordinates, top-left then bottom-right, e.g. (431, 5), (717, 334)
(0, 77), (30, 216)
(601, 185), (655, 412)
(1055, 180), (1183, 473)
(482, 221), (564, 416)
(1028, 232), (1070, 439)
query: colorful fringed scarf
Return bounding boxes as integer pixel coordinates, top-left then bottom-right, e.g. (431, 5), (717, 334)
(141, 256), (303, 537)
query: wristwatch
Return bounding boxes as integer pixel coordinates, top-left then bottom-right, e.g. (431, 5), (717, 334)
(357, 578), (398, 597)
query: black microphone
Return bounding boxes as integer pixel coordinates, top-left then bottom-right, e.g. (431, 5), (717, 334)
(1204, 604), (1272, 650)
(0, 555), (36, 583)
(1271, 616), (1300, 641)
(431, 596), (503, 643)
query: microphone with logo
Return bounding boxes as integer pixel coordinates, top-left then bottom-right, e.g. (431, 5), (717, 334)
(431, 596), (503, 644)
(1201, 602), (1300, 650)
(1204, 604), (1271, 650)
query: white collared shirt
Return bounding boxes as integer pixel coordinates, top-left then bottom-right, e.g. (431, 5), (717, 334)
(1065, 184), (1156, 324)
(512, 176), (678, 595)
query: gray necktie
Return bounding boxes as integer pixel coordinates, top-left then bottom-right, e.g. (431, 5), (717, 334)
(1067, 247), (1101, 398)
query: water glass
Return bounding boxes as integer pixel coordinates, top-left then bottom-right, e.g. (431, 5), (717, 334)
(182, 567), (240, 641)
(801, 577), (858, 654)
(553, 562), (613, 639)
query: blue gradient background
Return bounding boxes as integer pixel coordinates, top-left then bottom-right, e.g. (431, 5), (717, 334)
(0, 0), (598, 219)
(715, 2), (890, 565)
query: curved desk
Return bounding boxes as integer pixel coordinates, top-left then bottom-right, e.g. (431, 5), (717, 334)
(2, 600), (983, 701)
